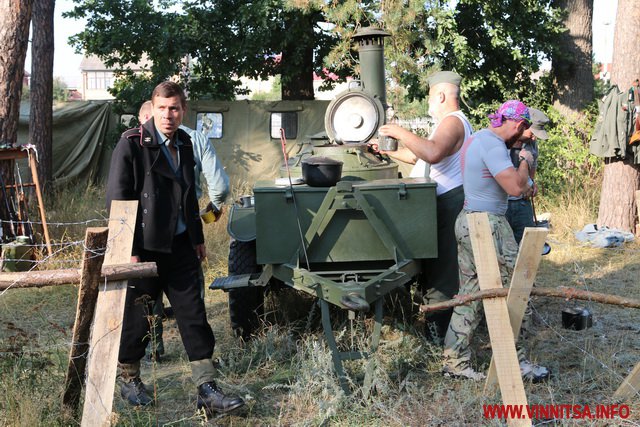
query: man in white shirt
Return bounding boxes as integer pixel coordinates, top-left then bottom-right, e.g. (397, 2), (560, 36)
(378, 71), (473, 342)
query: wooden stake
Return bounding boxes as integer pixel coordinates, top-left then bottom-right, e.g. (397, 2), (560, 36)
(484, 227), (548, 392)
(28, 150), (52, 256)
(81, 201), (137, 427)
(62, 227), (108, 414)
(467, 212), (530, 427)
(613, 361), (640, 402)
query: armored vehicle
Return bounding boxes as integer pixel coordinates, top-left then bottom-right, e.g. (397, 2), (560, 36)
(212, 28), (438, 390)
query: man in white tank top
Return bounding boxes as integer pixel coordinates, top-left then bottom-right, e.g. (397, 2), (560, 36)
(378, 71), (473, 342)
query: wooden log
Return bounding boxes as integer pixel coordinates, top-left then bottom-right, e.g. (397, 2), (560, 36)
(81, 201), (137, 427)
(466, 212), (530, 427)
(420, 286), (640, 313)
(0, 262), (157, 290)
(62, 227), (108, 414)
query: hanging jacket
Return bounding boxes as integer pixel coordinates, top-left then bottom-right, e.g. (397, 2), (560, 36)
(590, 85), (640, 163)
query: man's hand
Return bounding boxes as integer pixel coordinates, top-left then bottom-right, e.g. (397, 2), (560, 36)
(196, 244), (206, 262)
(131, 255), (140, 263)
(378, 123), (406, 140)
(519, 149), (534, 169)
(522, 185), (534, 199)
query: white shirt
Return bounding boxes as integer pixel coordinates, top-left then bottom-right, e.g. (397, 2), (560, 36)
(410, 110), (473, 195)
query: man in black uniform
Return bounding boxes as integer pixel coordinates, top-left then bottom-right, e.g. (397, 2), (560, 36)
(106, 81), (244, 415)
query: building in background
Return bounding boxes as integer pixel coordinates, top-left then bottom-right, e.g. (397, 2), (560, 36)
(79, 54), (151, 100)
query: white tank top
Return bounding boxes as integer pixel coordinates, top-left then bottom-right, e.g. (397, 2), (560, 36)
(410, 110), (473, 196)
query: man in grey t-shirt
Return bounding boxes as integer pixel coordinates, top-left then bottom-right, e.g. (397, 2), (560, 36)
(443, 100), (549, 383)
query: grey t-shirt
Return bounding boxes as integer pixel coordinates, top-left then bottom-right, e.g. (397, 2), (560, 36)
(460, 129), (513, 214)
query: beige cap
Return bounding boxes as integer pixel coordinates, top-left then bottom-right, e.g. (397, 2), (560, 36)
(427, 71), (462, 88)
(529, 108), (550, 140)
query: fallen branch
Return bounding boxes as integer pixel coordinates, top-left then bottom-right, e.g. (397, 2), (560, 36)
(0, 262), (157, 290)
(420, 286), (640, 313)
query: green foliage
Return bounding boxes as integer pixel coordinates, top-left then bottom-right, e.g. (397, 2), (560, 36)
(20, 84), (29, 101)
(64, 0), (341, 105)
(52, 77), (68, 102)
(535, 105), (602, 196)
(251, 76), (282, 101)
(66, 0), (567, 114)
(316, 0), (565, 109)
(593, 61), (612, 99)
(21, 78), (69, 102)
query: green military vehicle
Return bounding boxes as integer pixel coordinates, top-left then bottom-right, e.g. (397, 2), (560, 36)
(212, 28), (438, 390)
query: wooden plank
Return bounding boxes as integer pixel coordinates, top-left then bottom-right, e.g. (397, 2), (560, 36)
(81, 201), (137, 427)
(613, 361), (640, 402)
(62, 227), (108, 414)
(484, 227), (548, 391)
(467, 212), (530, 427)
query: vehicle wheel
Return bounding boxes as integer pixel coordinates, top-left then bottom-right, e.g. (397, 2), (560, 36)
(228, 239), (264, 340)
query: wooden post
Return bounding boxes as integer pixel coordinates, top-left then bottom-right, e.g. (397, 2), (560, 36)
(613, 361), (640, 402)
(28, 150), (52, 256)
(467, 213), (530, 427)
(81, 201), (137, 427)
(484, 227), (548, 392)
(62, 227), (108, 414)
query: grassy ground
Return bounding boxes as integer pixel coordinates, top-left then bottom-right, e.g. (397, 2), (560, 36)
(1, 180), (640, 426)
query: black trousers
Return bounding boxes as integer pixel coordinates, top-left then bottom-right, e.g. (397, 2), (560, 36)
(419, 185), (465, 335)
(118, 232), (215, 364)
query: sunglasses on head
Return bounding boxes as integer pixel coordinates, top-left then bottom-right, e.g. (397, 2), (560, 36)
(505, 116), (531, 130)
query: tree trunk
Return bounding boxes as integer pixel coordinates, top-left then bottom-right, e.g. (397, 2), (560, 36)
(0, 0), (33, 239)
(281, 11), (315, 100)
(29, 0), (55, 193)
(552, 0), (594, 119)
(597, 0), (640, 232)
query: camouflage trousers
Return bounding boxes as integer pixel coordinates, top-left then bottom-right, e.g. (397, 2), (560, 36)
(442, 211), (533, 372)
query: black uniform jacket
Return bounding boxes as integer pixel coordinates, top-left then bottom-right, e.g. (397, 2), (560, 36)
(105, 120), (204, 254)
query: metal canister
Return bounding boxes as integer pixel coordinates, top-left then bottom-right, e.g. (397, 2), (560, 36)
(561, 306), (593, 330)
(199, 202), (221, 224)
(1, 236), (34, 272)
(378, 135), (398, 151)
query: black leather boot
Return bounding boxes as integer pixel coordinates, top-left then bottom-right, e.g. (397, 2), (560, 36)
(120, 377), (153, 406)
(197, 382), (244, 414)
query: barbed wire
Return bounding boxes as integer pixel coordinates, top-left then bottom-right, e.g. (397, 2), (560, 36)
(0, 216), (132, 296)
(0, 218), (108, 227)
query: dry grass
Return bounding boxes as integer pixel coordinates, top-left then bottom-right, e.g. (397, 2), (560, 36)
(2, 180), (640, 426)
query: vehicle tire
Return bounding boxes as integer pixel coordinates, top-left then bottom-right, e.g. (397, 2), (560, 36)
(228, 239), (264, 340)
